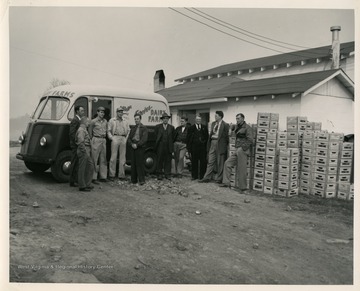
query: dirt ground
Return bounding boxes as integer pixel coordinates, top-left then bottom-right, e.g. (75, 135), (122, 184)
(8, 147), (354, 284)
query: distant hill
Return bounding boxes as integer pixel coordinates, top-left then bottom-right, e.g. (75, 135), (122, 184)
(10, 114), (31, 141)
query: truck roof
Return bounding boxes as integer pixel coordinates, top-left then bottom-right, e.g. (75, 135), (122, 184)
(43, 84), (168, 103)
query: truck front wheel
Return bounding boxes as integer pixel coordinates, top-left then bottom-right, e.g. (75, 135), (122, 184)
(51, 150), (72, 182)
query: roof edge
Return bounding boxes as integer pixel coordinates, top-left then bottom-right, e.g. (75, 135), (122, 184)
(303, 69), (354, 97)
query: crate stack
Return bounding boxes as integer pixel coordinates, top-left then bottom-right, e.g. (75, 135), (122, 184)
(252, 114), (268, 192)
(305, 121), (322, 131)
(263, 129), (278, 195)
(286, 116), (307, 148)
(286, 117), (306, 182)
(247, 124), (257, 190)
(310, 132), (344, 198)
(349, 184), (355, 201)
(275, 148), (300, 197)
(337, 142), (354, 200)
(299, 130), (316, 195)
(228, 130), (238, 188)
(228, 123), (257, 190)
(252, 113), (279, 193)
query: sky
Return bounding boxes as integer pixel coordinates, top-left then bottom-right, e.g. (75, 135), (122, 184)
(5, 2), (356, 118)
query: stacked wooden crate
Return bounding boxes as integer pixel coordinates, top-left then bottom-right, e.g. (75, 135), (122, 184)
(252, 113), (278, 193)
(228, 130), (237, 188)
(224, 112), (354, 202)
(311, 132), (344, 198)
(275, 148), (300, 197)
(263, 130), (278, 195)
(300, 130), (316, 195)
(228, 123), (257, 190)
(337, 142), (354, 200)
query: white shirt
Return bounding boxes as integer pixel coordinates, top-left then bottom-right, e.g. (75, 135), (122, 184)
(212, 120), (222, 138)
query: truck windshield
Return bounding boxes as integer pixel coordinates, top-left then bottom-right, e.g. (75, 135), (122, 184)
(36, 96), (70, 120)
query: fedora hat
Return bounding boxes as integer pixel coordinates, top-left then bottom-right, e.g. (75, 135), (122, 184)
(160, 112), (171, 119)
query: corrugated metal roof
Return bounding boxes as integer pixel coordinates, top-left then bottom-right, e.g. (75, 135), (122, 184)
(176, 42), (354, 81)
(159, 69), (353, 103)
(159, 76), (242, 103)
(218, 70), (339, 97)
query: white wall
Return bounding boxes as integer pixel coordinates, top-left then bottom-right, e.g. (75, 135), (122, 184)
(300, 79), (354, 134)
(169, 78), (353, 134)
(213, 95), (302, 130)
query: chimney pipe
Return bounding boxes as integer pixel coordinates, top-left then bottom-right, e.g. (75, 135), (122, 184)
(154, 70), (165, 92)
(330, 26), (341, 69)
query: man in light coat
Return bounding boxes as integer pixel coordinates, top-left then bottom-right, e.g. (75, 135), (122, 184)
(107, 107), (130, 181)
(199, 111), (229, 183)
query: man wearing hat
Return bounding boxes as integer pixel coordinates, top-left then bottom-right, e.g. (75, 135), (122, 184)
(107, 107), (130, 181)
(154, 112), (175, 180)
(89, 106), (108, 183)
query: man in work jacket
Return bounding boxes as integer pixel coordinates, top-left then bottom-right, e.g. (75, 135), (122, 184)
(220, 113), (253, 191)
(89, 107), (108, 183)
(69, 105), (85, 187)
(127, 113), (148, 185)
(75, 117), (95, 191)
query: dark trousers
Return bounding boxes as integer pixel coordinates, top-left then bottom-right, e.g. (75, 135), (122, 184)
(191, 144), (207, 179)
(77, 147), (94, 189)
(156, 142), (172, 177)
(131, 147), (145, 184)
(69, 147), (78, 184)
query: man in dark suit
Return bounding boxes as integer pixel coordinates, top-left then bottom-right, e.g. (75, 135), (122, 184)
(173, 116), (190, 178)
(187, 115), (209, 180)
(69, 105), (85, 187)
(199, 111), (229, 183)
(154, 112), (175, 180)
(127, 113), (149, 185)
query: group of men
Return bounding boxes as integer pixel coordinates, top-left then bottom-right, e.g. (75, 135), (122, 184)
(153, 110), (254, 192)
(69, 106), (148, 191)
(68, 106), (253, 193)
(199, 111), (254, 192)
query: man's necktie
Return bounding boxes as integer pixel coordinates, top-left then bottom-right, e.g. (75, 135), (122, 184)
(214, 123), (218, 133)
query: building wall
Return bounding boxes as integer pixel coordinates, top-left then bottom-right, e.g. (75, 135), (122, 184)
(170, 79), (353, 134)
(300, 78), (354, 134)
(207, 95), (302, 130)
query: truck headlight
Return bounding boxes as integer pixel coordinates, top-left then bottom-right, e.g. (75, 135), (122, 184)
(18, 134), (25, 144)
(39, 134), (52, 147)
(40, 136), (47, 146)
